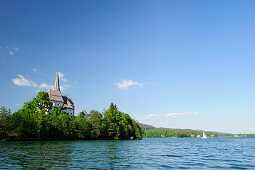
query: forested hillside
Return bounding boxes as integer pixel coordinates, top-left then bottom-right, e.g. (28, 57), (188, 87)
(139, 124), (232, 138)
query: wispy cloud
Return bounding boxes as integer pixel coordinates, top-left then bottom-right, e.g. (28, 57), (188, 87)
(12, 73), (70, 92)
(163, 112), (199, 118)
(58, 72), (67, 82)
(11, 74), (37, 87)
(136, 114), (158, 121)
(8, 51), (14, 56)
(5, 47), (20, 56)
(39, 83), (52, 89)
(136, 112), (200, 121)
(33, 68), (37, 72)
(63, 84), (71, 88)
(13, 47), (20, 52)
(115, 80), (143, 90)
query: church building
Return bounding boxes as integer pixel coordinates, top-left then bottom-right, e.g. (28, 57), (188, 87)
(48, 72), (75, 116)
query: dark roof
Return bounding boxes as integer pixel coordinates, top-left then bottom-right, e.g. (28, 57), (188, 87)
(48, 90), (74, 110)
(62, 94), (74, 110)
(48, 89), (64, 102)
(82, 109), (88, 115)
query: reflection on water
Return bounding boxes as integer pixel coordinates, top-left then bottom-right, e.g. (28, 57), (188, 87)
(1, 138), (255, 169)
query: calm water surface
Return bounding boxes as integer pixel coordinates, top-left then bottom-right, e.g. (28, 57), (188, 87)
(0, 138), (255, 169)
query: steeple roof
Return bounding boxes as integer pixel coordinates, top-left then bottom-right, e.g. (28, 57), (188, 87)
(53, 72), (61, 92)
(48, 72), (75, 111)
(48, 89), (64, 102)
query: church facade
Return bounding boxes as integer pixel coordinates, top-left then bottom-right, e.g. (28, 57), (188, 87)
(48, 72), (75, 116)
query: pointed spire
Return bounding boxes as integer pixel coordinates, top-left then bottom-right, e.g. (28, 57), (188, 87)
(53, 72), (61, 92)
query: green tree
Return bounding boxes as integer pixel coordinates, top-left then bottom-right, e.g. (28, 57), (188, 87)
(75, 112), (91, 139)
(0, 93), (142, 140)
(0, 106), (11, 117)
(0, 106), (11, 140)
(102, 103), (142, 140)
(89, 110), (102, 139)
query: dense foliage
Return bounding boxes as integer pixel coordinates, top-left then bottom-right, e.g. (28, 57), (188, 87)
(0, 92), (142, 140)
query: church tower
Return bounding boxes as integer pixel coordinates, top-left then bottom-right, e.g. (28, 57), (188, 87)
(48, 72), (75, 116)
(53, 72), (61, 92)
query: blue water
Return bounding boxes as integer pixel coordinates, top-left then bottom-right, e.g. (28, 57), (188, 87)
(0, 138), (255, 169)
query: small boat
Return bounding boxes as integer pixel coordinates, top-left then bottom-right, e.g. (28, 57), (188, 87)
(202, 132), (207, 139)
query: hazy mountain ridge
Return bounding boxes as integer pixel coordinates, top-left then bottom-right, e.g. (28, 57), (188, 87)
(138, 123), (233, 136)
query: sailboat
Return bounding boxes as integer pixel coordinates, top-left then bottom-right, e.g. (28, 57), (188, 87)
(202, 132), (207, 139)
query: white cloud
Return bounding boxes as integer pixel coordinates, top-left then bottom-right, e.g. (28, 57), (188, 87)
(12, 72), (71, 92)
(148, 114), (157, 118)
(58, 72), (67, 82)
(136, 114), (158, 121)
(39, 83), (52, 89)
(8, 51), (14, 55)
(11, 74), (37, 87)
(63, 84), (70, 88)
(13, 47), (20, 52)
(163, 112), (200, 118)
(33, 68), (37, 72)
(5, 47), (20, 56)
(136, 112), (199, 121)
(12, 75), (52, 89)
(115, 80), (143, 90)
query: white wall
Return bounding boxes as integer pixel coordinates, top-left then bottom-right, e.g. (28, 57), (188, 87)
(61, 108), (74, 116)
(49, 101), (64, 113)
(49, 100), (74, 116)
(52, 101), (63, 108)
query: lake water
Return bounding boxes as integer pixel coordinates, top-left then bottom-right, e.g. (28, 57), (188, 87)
(0, 138), (255, 169)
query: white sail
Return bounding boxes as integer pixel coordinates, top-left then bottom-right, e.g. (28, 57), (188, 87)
(202, 132), (207, 138)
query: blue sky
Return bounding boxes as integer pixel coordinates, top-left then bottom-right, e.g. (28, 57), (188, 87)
(0, 0), (254, 133)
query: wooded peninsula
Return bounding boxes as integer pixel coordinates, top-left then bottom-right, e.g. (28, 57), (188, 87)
(0, 92), (142, 141)
(1, 92), (254, 141)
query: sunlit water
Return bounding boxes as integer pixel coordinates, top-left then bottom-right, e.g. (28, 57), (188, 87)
(0, 138), (255, 169)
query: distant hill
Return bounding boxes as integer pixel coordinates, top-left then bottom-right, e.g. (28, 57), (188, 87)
(138, 123), (156, 130)
(197, 130), (233, 136)
(139, 123), (233, 137)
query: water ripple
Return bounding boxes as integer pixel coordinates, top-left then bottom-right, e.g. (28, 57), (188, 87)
(1, 138), (255, 169)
